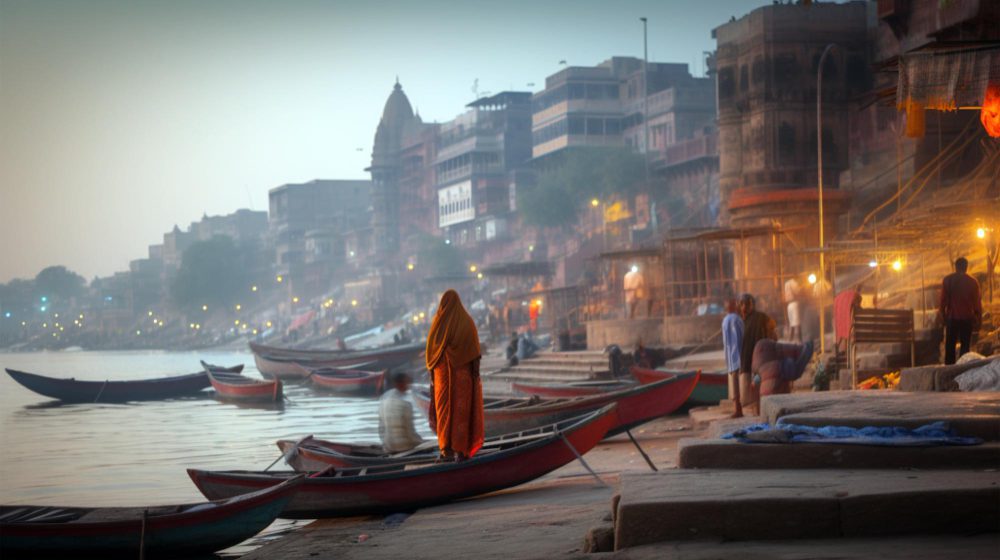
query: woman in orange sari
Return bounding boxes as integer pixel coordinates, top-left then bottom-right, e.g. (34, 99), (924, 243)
(425, 290), (484, 461)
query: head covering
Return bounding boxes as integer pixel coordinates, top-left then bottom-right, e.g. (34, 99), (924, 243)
(425, 290), (481, 370)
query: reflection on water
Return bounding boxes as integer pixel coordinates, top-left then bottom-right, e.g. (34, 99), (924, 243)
(0, 350), (432, 556)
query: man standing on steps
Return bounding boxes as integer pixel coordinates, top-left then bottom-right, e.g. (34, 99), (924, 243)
(721, 298), (745, 418)
(739, 293), (777, 416)
(939, 257), (982, 364)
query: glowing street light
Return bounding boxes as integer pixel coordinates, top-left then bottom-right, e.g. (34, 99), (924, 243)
(351, 299), (358, 307)
(235, 304), (242, 311)
(407, 263), (415, 271)
(292, 296), (300, 304)
(590, 198), (600, 207)
(147, 310), (153, 317)
(251, 285), (258, 292)
(869, 260), (878, 268)
(892, 259), (903, 272)
(234, 319), (241, 326)
(469, 265), (478, 273)
(477, 272), (484, 279)
(807, 273), (818, 285)
(265, 320), (273, 328)
(276, 275), (283, 283)
(201, 304), (208, 311)
(977, 227), (987, 239)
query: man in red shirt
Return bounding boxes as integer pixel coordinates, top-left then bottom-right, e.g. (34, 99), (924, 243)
(939, 257), (982, 364)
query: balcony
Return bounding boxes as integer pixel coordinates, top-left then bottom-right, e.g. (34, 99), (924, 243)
(652, 133), (718, 169)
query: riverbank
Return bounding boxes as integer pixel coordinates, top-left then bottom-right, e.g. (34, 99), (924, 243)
(240, 391), (1000, 559)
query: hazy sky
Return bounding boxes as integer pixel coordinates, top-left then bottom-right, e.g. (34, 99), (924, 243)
(1, 0), (770, 282)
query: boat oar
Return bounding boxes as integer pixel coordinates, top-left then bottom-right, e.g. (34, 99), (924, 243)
(138, 508), (148, 560)
(93, 380), (109, 403)
(265, 434), (314, 472)
(625, 429), (658, 472)
(558, 432), (608, 488)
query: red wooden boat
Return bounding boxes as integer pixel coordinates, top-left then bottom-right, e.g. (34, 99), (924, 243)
(188, 404), (617, 519)
(511, 379), (635, 398)
(3, 367), (237, 403)
(0, 475), (303, 559)
(302, 366), (387, 396)
(414, 371), (698, 438)
(630, 366), (727, 406)
(202, 361), (283, 403)
(249, 341), (423, 379)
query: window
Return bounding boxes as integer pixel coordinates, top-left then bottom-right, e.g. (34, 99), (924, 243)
(568, 115), (585, 135)
(604, 118), (621, 134)
(568, 84), (586, 99)
(586, 118), (604, 135)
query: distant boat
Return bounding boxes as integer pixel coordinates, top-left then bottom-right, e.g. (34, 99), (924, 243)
(249, 341), (423, 379)
(2, 366), (240, 403)
(202, 361), (283, 403)
(305, 366), (386, 396)
(188, 405), (617, 519)
(414, 372), (699, 438)
(630, 367), (727, 406)
(0, 474), (303, 559)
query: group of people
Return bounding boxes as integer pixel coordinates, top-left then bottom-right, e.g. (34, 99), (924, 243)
(722, 293), (813, 418)
(379, 289), (485, 462)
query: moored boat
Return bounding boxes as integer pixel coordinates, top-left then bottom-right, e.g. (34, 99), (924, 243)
(202, 361), (283, 403)
(305, 367), (386, 396)
(3, 368), (219, 403)
(511, 379), (635, 398)
(188, 404), (617, 519)
(414, 371), (698, 438)
(0, 475), (303, 559)
(630, 366), (727, 406)
(251, 342), (423, 379)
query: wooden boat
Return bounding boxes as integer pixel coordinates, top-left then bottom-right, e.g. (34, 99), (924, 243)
(188, 404), (617, 519)
(511, 379), (635, 398)
(0, 475), (303, 559)
(202, 361), (283, 403)
(630, 366), (728, 406)
(305, 366), (386, 396)
(249, 341), (423, 379)
(415, 372), (698, 438)
(3, 368), (222, 403)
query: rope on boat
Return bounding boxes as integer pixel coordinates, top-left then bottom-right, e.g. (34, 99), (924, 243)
(558, 432), (608, 488)
(94, 380), (109, 403)
(625, 429), (658, 472)
(138, 508), (148, 560)
(266, 434), (314, 472)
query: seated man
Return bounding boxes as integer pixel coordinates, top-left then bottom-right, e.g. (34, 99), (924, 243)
(516, 332), (539, 361)
(751, 339), (814, 399)
(505, 332), (520, 367)
(378, 371), (424, 453)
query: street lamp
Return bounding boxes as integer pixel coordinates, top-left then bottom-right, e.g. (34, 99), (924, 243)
(816, 43), (838, 356)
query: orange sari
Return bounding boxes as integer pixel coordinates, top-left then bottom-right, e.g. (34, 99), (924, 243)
(426, 290), (484, 458)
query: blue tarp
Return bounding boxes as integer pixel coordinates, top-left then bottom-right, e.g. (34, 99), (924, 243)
(722, 421), (982, 446)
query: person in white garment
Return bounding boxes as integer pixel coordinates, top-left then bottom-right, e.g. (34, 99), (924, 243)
(378, 371), (424, 453)
(783, 276), (802, 343)
(623, 265), (647, 319)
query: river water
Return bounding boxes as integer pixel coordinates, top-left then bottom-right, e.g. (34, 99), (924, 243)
(0, 349), (432, 556)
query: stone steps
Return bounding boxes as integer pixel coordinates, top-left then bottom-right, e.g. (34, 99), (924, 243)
(677, 437), (1000, 470)
(613, 469), (1000, 550)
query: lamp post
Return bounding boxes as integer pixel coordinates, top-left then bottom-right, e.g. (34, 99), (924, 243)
(640, 17), (650, 190)
(816, 43), (837, 356)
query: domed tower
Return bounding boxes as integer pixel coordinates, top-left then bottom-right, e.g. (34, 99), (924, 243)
(369, 79), (417, 258)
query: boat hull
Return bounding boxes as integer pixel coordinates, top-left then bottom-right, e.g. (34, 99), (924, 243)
(4, 369), (213, 403)
(511, 380), (635, 398)
(209, 373), (283, 403)
(250, 342), (423, 379)
(631, 367), (727, 406)
(309, 369), (385, 396)
(0, 476), (302, 559)
(415, 372), (698, 438)
(189, 406), (617, 519)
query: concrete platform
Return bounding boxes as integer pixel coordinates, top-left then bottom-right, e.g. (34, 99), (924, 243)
(761, 391), (1000, 441)
(613, 469), (1000, 550)
(677, 437), (1000, 469)
(899, 356), (999, 392)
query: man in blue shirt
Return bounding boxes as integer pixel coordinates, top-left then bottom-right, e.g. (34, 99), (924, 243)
(721, 298), (745, 417)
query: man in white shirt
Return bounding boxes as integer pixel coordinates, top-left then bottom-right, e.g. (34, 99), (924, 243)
(378, 372), (424, 453)
(623, 265), (647, 319)
(783, 277), (802, 343)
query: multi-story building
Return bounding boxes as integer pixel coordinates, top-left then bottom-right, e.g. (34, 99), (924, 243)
(713, 0), (870, 301)
(436, 92), (532, 249)
(531, 57), (640, 161)
(268, 179), (371, 300)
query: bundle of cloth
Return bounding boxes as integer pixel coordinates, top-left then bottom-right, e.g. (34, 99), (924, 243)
(751, 339), (814, 397)
(723, 421), (982, 446)
(954, 355), (1000, 392)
